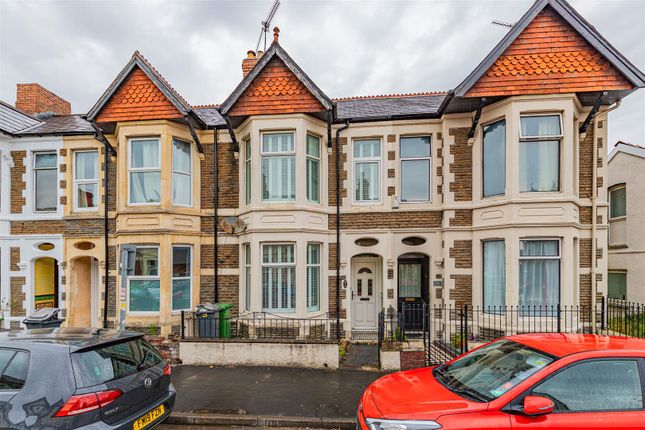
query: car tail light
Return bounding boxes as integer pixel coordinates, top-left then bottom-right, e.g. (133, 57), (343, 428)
(54, 389), (122, 417)
(163, 363), (171, 376)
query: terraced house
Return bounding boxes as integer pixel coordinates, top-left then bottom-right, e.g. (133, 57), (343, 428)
(1, 0), (643, 338)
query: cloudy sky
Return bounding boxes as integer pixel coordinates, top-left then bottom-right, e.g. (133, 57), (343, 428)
(1, 0), (643, 146)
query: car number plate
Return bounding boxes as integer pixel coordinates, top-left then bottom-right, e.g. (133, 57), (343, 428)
(133, 404), (164, 430)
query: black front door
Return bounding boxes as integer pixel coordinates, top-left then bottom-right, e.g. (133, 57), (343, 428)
(397, 256), (429, 331)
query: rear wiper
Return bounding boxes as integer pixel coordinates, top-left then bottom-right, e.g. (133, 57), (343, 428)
(138, 349), (151, 370)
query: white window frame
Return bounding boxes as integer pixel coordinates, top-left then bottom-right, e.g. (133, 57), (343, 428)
(518, 113), (564, 140)
(519, 113), (563, 193)
(127, 245), (160, 314)
(244, 138), (251, 206)
(128, 137), (161, 206)
(172, 139), (192, 207)
(609, 184), (627, 221)
(353, 138), (381, 204)
(261, 242), (296, 313)
(482, 118), (506, 198)
(306, 242), (321, 312)
(33, 151), (58, 213)
(73, 150), (99, 212)
(306, 133), (321, 204)
(400, 135), (432, 203)
(244, 243), (251, 311)
(261, 131), (296, 202)
(171, 245), (192, 312)
(518, 238), (561, 308)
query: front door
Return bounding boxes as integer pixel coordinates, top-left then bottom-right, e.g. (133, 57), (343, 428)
(398, 256), (429, 331)
(352, 261), (378, 330)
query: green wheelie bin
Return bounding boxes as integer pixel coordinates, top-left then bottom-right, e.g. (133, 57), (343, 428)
(216, 303), (234, 338)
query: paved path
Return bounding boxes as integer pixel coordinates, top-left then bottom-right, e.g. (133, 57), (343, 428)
(171, 365), (385, 418)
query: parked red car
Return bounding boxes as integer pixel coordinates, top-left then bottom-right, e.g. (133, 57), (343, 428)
(358, 333), (645, 430)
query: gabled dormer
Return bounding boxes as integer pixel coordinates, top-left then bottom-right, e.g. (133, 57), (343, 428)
(220, 28), (333, 127)
(453, 0), (645, 104)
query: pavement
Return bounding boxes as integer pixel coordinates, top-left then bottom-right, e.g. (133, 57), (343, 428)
(166, 365), (387, 428)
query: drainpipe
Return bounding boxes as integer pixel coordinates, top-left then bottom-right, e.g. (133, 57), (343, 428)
(213, 128), (219, 303)
(88, 120), (116, 329)
(590, 100), (620, 329)
(335, 120), (350, 340)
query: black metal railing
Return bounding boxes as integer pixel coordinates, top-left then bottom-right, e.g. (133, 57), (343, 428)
(425, 298), (645, 365)
(377, 303), (427, 367)
(180, 311), (339, 342)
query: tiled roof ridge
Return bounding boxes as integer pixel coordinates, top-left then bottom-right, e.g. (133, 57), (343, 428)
(333, 91), (448, 101)
(132, 50), (192, 110)
(193, 103), (221, 109)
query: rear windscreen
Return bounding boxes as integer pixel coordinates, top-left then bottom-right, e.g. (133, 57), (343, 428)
(71, 338), (163, 388)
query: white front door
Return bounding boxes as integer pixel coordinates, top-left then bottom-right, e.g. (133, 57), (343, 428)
(352, 261), (378, 330)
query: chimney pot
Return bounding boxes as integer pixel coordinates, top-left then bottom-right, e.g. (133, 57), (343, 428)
(273, 26), (280, 43)
(247, 50), (256, 59)
(257, 50), (264, 58)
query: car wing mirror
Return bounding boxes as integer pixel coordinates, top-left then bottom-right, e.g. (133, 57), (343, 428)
(522, 395), (554, 416)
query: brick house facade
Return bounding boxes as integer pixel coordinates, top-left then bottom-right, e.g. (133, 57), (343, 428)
(1, 0), (644, 336)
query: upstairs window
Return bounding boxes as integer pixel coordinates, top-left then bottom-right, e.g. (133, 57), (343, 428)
(129, 138), (161, 204)
(400, 136), (431, 202)
(245, 139), (251, 205)
(482, 120), (505, 197)
(172, 139), (191, 206)
(609, 185), (626, 219)
(354, 139), (381, 202)
(262, 133), (295, 201)
(306, 134), (320, 203)
(609, 184), (627, 246)
(34, 152), (57, 212)
(519, 115), (562, 192)
(74, 150), (99, 211)
(262, 244), (295, 312)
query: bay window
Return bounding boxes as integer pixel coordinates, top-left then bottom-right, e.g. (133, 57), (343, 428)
(171, 246), (191, 311)
(400, 136), (431, 202)
(74, 150), (99, 211)
(483, 240), (505, 310)
(129, 138), (161, 204)
(262, 244), (295, 312)
(34, 152), (57, 212)
(261, 133), (295, 201)
(128, 246), (160, 312)
(483, 120), (505, 197)
(307, 243), (321, 311)
(354, 139), (381, 202)
(306, 134), (320, 203)
(245, 139), (251, 205)
(519, 115), (561, 192)
(519, 239), (560, 312)
(172, 139), (191, 206)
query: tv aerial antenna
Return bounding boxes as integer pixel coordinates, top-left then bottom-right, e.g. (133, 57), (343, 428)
(256, 0), (281, 52)
(492, 19), (515, 29)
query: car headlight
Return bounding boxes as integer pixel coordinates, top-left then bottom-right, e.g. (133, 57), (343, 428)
(365, 419), (442, 430)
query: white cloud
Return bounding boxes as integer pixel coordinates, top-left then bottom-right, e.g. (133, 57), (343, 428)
(0, 0), (643, 145)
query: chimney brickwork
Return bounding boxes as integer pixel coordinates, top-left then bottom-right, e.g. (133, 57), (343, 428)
(16, 83), (71, 116)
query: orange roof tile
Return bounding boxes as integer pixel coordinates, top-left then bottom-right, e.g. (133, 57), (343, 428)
(465, 6), (632, 97)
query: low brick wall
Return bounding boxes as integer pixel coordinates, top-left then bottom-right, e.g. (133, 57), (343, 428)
(179, 340), (339, 369)
(400, 350), (426, 370)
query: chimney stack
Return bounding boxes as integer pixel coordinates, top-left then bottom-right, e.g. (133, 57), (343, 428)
(15, 83), (71, 117)
(242, 50), (259, 78)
